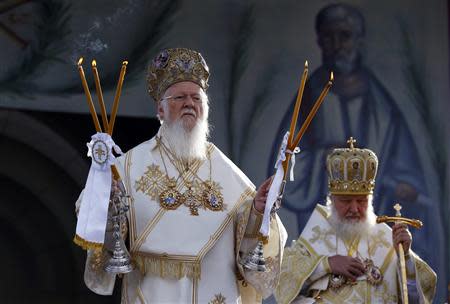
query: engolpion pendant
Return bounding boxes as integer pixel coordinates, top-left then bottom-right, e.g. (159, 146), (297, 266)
(159, 187), (183, 210)
(202, 185), (224, 211)
(364, 259), (383, 286)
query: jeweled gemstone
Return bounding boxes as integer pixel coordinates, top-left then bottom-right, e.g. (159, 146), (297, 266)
(165, 196), (176, 205)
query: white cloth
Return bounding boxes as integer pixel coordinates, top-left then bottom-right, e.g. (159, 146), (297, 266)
(262, 131), (299, 237)
(262, 131), (289, 237)
(75, 132), (122, 247)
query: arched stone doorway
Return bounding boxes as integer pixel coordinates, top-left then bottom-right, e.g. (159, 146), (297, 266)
(0, 109), (121, 303)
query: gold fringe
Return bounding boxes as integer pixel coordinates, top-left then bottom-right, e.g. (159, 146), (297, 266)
(134, 254), (201, 280)
(73, 234), (103, 250)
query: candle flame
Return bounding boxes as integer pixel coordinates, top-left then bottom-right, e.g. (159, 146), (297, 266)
(77, 57), (84, 66)
(305, 60), (308, 68)
(92, 60), (97, 67)
(330, 71), (334, 82)
(122, 60), (128, 66)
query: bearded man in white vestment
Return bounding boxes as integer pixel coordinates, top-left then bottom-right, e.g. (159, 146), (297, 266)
(275, 139), (436, 304)
(77, 48), (287, 303)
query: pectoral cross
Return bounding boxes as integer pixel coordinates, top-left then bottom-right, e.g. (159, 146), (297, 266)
(184, 183), (199, 216)
(347, 137), (356, 149)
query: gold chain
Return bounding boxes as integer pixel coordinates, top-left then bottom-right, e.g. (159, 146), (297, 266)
(155, 136), (223, 215)
(157, 137), (180, 184)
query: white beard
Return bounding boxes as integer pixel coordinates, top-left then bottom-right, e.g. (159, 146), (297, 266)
(160, 113), (210, 161)
(327, 197), (377, 241)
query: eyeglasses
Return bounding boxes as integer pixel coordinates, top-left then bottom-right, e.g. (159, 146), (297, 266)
(162, 94), (203, 104)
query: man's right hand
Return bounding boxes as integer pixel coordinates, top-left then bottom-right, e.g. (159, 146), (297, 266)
(328, 255), (365, 281)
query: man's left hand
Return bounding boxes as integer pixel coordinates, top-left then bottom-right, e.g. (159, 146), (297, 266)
(392, 223), (412, 255)
(253, 176), (274, 213)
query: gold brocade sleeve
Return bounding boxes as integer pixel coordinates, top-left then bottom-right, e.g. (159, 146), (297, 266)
(274, 237), (327, 304)
(234, 200), (287, 303)
(412, 253), (437, 303)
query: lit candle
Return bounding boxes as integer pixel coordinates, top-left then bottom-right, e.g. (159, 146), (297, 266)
(77, 57), (102, 133)
(288, 61), (308, 146)
(281, 72), (333, 180)
(77, 58), (121, 181)
(283, 61), (308, 174)
(292, 71), (333, 150)
(91, 60), (109, 131)
(108, 61), (128, 135)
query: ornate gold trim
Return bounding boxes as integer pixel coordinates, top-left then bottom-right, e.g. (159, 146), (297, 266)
(234, 199), (253, 286)
(137, 277), (147, 304)
(316, 204), (330, 220)
(131, 208), (166, 252)
(131, 187), (254, 281)
(244, 205), (264, 238)
(328, 181), (375, 195)
(134, 253), (201, 280)
(323, 256), (331, 273)
(197, 187), (254, 260)
(127, 141), (254, 282)
(299, 236), (319, 257)
(125, 150), (137, 248)
(131, 149), (197, 252)
(192, 276), (198, 304)
(73, 234), (103, 250)
(380, 247), (395, 274)
(276, 239), (324, 304)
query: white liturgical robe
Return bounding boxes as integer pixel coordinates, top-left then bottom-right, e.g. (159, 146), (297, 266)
(79, 133), (287, 304)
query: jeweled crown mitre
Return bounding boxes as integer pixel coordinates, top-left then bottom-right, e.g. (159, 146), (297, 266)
(326, 137), (378, 195)
(147, 48), (210, 101)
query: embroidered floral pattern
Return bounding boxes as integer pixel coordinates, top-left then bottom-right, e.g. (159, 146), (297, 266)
(309, 225), (336, 252)
(275, 239), (322, 304)
(135, 164), (173, 200)
(135, 162), (225, 215)
(368, 230), (390, 257)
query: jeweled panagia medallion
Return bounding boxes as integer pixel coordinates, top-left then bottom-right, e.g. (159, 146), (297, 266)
(202, 181), (224, 212)
(364, 258), (383, 286)
(159, 181), (183, 210)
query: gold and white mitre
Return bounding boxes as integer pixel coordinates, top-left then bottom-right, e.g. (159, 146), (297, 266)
(326, 137), (378, 195)
(146, 48), (210, 101)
